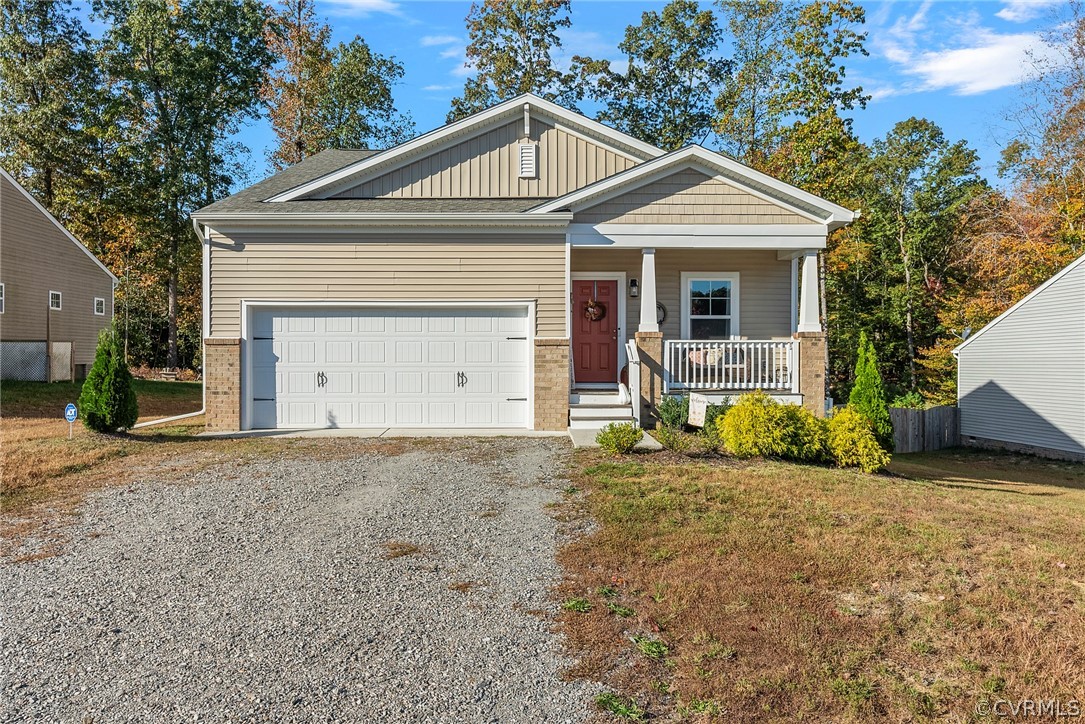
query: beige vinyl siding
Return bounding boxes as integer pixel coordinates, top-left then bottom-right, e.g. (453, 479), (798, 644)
(957, 259), (1085, 456)
(332, 119), (637, 199)
(208, 233), (567, 338)
(0, 175), (114, 367)
(572, 248), (793, 341)
(574, 169), (809, 225)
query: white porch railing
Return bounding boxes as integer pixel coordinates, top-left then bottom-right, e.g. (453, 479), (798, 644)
(625, 339), (641, 427)
(664, 339), (798, 393)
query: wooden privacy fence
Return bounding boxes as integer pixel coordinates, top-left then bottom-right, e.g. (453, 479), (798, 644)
(889, 405), (960, 453)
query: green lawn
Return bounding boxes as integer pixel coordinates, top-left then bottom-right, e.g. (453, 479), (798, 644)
(560, 448), (1085, 722)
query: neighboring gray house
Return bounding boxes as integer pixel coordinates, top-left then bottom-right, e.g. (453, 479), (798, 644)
(192, 94), (856, 433)
(1, 168), (118, 381)
(954, 253), (1085, 461)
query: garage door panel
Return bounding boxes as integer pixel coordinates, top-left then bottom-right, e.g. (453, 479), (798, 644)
(358, 341), (385, 363)
(287, 341), (316, 364)
(287, 371), (317, 395)
(358, 372), (385, 394)
(428, 341), (456, 364)
(396, 341), (422, 363)
(396, 402), (423, 425)
(325, 341), (354, 363)
(250, 306), (531, 430)
(326, 402), (354, 426)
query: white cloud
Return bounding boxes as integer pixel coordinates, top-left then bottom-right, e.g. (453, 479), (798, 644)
(996, 0), (1062, 23)
(420, 35), (460, 47)
(907, 30), (1052, 94)
(321, 0), (403, 17)
(872, 7), (1061, 98)
(422, 84), (459, 92)
(438, 47), (462, 60)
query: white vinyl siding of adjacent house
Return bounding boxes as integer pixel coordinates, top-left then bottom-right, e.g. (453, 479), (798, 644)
(957, 258), (1085, 456)
(207, 234), (568, 339)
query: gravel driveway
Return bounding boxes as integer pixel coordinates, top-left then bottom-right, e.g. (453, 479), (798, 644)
(2, 438), (596, 723)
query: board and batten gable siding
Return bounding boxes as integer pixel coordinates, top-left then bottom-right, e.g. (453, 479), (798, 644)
(207, 233), (567, 338)
(330, 118), (637, 200)
(0, 174), (114, 367)
(573, 170), (810, 225)
(957, 259), (1085, 457)
(571, 248), (793, 341)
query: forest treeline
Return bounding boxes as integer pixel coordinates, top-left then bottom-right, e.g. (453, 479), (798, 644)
(2, 0), (1082, 403)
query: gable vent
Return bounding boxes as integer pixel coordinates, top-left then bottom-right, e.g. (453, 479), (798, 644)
(518, 143), (538, 179)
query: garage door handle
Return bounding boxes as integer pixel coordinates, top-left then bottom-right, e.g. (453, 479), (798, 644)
(506, 397), (527, 401)
(506, 336), (527, 340)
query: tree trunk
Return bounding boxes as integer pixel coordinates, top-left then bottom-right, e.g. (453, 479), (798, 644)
(167, 235), (179, 371)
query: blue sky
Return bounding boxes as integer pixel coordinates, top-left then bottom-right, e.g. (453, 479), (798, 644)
(234, 0), (1066, 186)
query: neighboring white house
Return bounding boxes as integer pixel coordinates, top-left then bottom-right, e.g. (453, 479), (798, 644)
(954, 253), (1085, 461)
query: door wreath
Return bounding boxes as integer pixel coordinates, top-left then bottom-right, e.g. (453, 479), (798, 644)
(584, 298), (607, 321)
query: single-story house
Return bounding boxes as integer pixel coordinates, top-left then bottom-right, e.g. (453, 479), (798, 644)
(1, 168), (118, 381)
(192, 94), (856, 433)
(954, 253), (1085, 461)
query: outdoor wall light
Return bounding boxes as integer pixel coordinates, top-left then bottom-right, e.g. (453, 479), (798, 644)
(629, 278), (639, 297)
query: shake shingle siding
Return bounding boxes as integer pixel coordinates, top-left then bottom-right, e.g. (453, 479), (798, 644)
(957, 256), (1085, 458)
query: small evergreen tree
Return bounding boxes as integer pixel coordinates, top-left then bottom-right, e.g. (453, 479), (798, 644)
(848, 331), (893, 452)
(79, 325), (138, 432)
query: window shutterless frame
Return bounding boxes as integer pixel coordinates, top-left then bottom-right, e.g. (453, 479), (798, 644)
(0, 282), (5, 314)
(94, 297), (106, 315)
(49, 290), (62, 310)
(679, 272), (739, 340)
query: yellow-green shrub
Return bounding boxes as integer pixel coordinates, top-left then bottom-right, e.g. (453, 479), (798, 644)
(828, 406), (891, 473)
(596, 422), (643, 455)
(721, 392), (828, 462)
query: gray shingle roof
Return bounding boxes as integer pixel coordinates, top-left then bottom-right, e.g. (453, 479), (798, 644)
(195, 148), (551, 216)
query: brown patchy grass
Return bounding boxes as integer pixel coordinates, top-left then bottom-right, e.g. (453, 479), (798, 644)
(383, 541), (423, 559)
(558, 449), (1085, 722)
(1, 379), (413, 554)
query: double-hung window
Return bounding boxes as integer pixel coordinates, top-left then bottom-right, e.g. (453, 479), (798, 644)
(49, 290), (62, 311)
(94, 297), (106, 316)
(681, 272), (739, 340)
(0, 283), (4, 314)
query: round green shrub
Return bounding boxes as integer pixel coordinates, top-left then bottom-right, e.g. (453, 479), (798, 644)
(79, 326), (139, 433)
(596, 422), (643, 455)
(828, 406), (891, 473)
(720, 392), (828, 462)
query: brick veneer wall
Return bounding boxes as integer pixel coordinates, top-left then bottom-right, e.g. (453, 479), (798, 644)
(534, 337), (569, 431)
(635, 331), (664, 428)
(204, 337), (241, 431)
(796, 332), (826, 417)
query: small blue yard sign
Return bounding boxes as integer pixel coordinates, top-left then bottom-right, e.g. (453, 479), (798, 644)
(65, 403), (77, 439)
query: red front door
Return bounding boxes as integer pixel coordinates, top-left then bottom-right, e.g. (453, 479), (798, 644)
(572, 279), (618, 383)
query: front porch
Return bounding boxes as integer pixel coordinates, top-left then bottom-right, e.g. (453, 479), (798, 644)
(569, 245), (826, 428)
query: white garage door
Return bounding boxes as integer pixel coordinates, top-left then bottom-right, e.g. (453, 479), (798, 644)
(249, 307), (530, 429)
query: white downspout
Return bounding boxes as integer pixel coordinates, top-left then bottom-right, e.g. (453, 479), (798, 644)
(133, 218), (207, 429)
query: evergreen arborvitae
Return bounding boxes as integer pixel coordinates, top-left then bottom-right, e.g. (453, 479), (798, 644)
(848, 331), (894, 452)
(79, 325), (138, 432)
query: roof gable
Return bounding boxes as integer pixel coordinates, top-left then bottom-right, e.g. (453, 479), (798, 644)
(0, 168), (118, 282)
(954, 253), (1085, 355)
(265, 94), (665, 203)
(329, 116), (638, 200)
(572, 168), (810, 225)
(532, 146), (857, 229)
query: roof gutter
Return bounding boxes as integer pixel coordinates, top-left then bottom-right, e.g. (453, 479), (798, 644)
(191, 212), (574, 226)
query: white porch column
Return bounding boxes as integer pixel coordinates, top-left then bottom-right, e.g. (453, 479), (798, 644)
(639, 247), (659, 333)
(797, 249), (821, 333)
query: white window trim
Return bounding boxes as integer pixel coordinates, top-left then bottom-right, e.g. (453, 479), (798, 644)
(94, 297), (106, 316)
(49, 290), (62, 311)
(680, 271), (740, 340)
(0, 282), (5, 314)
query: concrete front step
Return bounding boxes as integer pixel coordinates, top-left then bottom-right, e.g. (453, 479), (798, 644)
(568, 417), (636, 430)
(569, 392), (624, 406)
